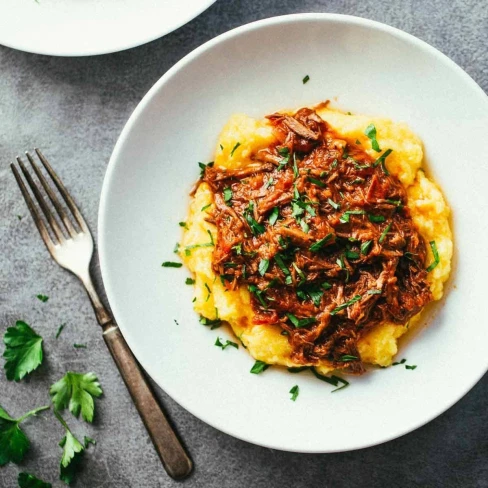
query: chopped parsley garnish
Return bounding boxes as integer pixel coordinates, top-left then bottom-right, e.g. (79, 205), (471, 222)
(161, 261), (182, 268)
(264, 177), (274, 189)
(309, 233), (333, 252)
(311, 369), (349, 392)
(248, 285), (267, 308)
(361, 240), (372, 254)
(223, 187), (233, 203)
(204, 283), (211, 301)
(220, 144), (224, 151)
(331, 159), (338, 169)
(199, 316), (222, 329)
(364, 124), (381, 152)
(373, 149), (393, 175)
(299, 219), (309, 233)
(185, 278), (195, 285)
(339, 210), (366, 223)
(368, 214), (385, 223)
(345, 250), (360, 259)
(178, 221), (188, 229)
(307, 177), (325, 188)
(286, 313), (317, 328)
(50, 372), (102, 423)
(258, 258), (270, 276)
(426, 241), (440, 272)
(405, 364), (417, 370)
(355, 139), (361, 145)
(327, 198), (340, 210)
(302, 75), (310, 84)
(274, 254), (292, 284)
(55, 324), (65, 339)
(339, 355), (358, 362)
(293, 154), (299, 178)
(250, 360), (269, 374)
(392, 358), (407, 366)
(214, 337), (239, 350)
(73, 344), (87, 349)
(3, 321), (44, 381)
(379, 222), (392, 243)
(230, 142), (241, 157)
(207, 230), (214, 245)
(36, 294), (49, 303)
(0, 404), (49, 465)
(173, 242), (180, 253)
(201, 203), (212, 212)
(330, 294), (362, 315)
(268, 207), (279, 226)
(244, 202), (265, 235)
(198, 161), (214, 177)
(288, 366), (310, 373)
(232, 243), (242, 255)
(366, 289), (382, 295)
(289, 385), (299, 401)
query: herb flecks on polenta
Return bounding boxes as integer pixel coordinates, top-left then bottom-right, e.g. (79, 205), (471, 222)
(180, 104), (452, 376)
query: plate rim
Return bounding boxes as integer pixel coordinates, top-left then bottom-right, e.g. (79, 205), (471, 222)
(99, 12), (488, 453)
(0, 0), (216, 57)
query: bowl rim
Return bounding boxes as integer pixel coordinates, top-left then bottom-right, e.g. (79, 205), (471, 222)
(99, 12), (488, 453)
(0, 0), (216, 57)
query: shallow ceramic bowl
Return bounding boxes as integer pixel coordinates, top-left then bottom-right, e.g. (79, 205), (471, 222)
(99, 14), (488, 452)
(0, 0), (215, 56)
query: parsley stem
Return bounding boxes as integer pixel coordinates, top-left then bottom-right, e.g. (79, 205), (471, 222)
(17, 405), (50, 423)
(53, 409), (71, 432)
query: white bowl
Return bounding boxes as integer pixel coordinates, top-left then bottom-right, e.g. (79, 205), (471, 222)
(99, 14), (488, 452)
(0, 0), (215, 56)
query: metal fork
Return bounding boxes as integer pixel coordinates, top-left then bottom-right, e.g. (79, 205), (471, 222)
(11, 149), (192, 480)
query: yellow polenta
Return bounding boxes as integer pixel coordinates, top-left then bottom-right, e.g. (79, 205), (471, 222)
(180, 107), (453, 374)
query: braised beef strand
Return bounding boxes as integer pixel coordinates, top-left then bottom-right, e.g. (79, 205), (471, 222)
(202, 108), (433, 374)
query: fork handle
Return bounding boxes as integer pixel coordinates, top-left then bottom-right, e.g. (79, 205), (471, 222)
(102, 322), (193, 480)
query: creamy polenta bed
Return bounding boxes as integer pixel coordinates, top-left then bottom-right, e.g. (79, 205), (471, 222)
(178, 103), (452, 379)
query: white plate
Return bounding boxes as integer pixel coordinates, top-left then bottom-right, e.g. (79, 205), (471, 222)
(0, 0), (215, 56)
(99, 14), (488, 452)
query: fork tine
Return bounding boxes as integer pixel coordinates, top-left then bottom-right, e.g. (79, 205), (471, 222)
(35, 149), (89, 233)
(10, 163), (57, 254)
(25, 151), (78, 238)
(17, 156), (66, 244)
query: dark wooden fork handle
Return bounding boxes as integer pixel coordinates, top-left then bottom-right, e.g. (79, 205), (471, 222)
(102, 322), (193, 480)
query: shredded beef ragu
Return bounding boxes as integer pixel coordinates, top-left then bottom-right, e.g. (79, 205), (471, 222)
(201, 107), (433, 374)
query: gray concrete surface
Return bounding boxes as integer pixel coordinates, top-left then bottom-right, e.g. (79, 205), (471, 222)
(1, 1), (487, 487)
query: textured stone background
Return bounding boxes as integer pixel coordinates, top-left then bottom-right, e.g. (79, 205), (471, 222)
(1, 1), (487, 487)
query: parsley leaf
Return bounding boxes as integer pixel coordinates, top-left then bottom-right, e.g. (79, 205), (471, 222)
(426, 240), (440, 272)
(302, 75), (310, 84)
(36, 295), (49, 303)
(373, 148), (393, 176)
(54, 410), (84, 485)
(339, 355), (358, 362)
(223, 187), (232, 203)
(0, 404), (49, 465)
(161, 262), (182, 268)
(50, 372), (103, 423)
(286, 313), (317, 328)
(18, 472), (52, 488)
(230, 142), (241, 157)
(289, 385), (299, 401)
(3, 321), (44, 381)
(258, 258), (270, 276)
(214, 337), (239, 350)
(361, 240), (372, 255)
(250, 360), (269, 374)
(309, 233), (333, 252)
(185, 278), (195, 285)
(330, 295), (362, 315)
(268, 207), (279, 226)
(55, 324), (65, 339)
(364, 124), (381, 152)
